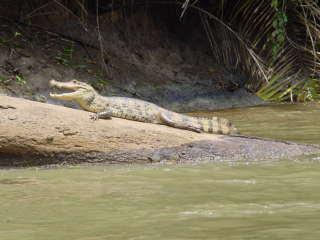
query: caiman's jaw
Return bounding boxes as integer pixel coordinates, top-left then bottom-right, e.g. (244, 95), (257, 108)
(49, 79), (96, 101)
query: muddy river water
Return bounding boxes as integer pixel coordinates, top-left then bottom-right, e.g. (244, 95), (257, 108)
(195, 102), (320, 145)
(0, 103), (319, 240)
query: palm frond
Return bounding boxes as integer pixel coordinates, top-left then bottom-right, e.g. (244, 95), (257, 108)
(181, 0), (320, 101)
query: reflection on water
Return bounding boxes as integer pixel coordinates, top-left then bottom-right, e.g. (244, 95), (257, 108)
(191, 102), (320, 144)
(0, 103), (320, 240)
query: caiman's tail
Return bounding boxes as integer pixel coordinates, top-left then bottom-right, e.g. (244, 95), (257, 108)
(160, 111), (238, 135)
(196, 116), (238, 135)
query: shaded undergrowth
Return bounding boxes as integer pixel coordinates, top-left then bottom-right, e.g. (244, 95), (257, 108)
(0, 0), (319, 102)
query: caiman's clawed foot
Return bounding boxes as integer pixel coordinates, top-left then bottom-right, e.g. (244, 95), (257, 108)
(90, 111), (112, 121)
(89, 113), (99, 121)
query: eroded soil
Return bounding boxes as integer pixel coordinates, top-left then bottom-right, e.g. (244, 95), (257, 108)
(0, 12), (263, 113)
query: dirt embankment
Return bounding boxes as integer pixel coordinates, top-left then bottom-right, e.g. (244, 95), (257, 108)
(0, 95), (319, 167)
(0, 11), (264, 113)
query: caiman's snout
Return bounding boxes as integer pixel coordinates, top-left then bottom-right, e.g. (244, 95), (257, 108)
(49, 79), (57, 87)
(49, 79), (82, 100)
(49, 79), (81, 90)
(49, 79), (96, 102)
(49, 79), (65, 89)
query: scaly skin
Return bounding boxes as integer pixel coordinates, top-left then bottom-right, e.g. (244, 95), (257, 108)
(49, 79), (238, 134)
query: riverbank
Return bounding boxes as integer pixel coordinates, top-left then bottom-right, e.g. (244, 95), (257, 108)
(0, 95), (319, 167)
(0, 15), (264, 113)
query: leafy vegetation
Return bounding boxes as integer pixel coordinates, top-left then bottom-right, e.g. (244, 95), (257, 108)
(0, 75), (9, 85)
(55, 42), (74, 66)
(92, 71), (108, 91)
(0, 74), (26, 86)
(270, 0), (288, 61)
(0, 31), (24, 49)
(14, 73), (26, 85)
(180, 0), (320, 102)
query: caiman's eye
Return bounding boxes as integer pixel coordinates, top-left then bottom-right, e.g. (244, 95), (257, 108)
(72, 80), (77, 83)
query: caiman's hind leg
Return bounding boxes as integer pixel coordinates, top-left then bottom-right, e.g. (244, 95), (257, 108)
(159, 112), (202, 133)
(90, 110), (113, 121)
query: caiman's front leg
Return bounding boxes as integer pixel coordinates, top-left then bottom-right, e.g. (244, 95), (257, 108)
(90, 109), (113, 121)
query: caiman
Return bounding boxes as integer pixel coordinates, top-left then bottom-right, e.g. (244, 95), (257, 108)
(49, 79), (238, 134)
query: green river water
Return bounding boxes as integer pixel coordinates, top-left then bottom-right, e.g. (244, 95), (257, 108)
(1, 103), (320, 240)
